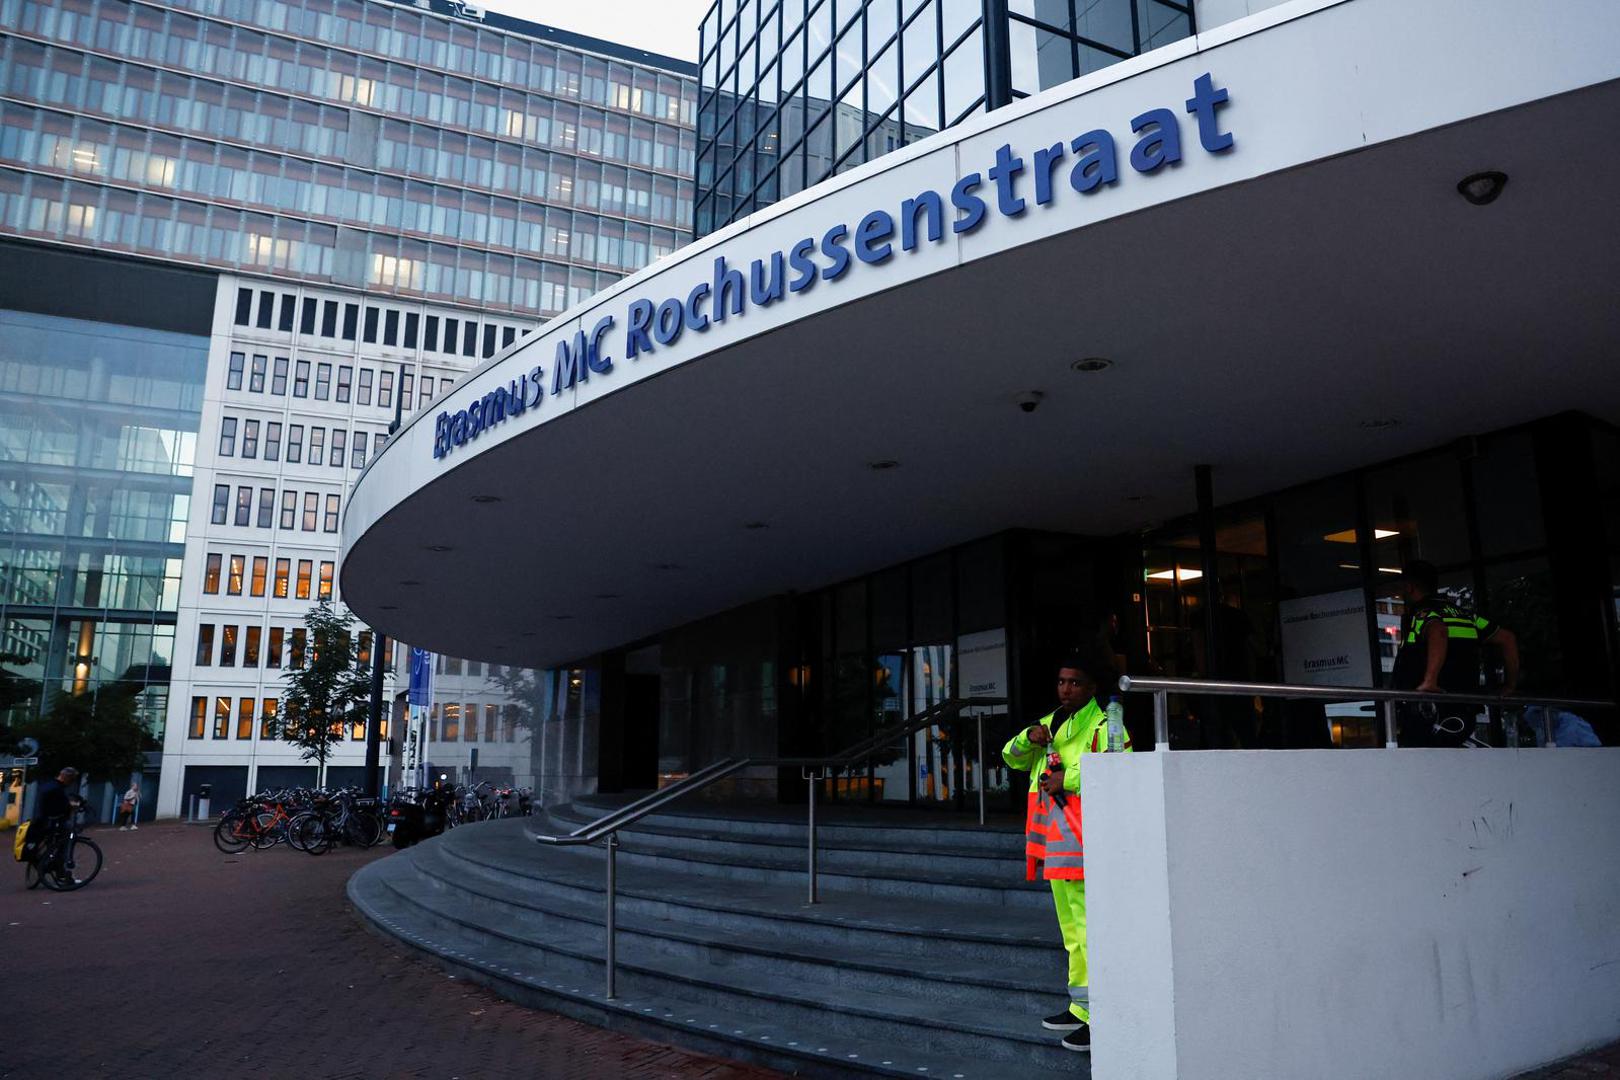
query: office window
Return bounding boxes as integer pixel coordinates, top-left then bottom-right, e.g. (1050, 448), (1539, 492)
(293, 359), (310, 397)
(302, 493), (318, 532)
(189, 696), (206, 738)
(315, 363), (332, 401)
(290, 627), (308, 669)
(273, 557), (290, 598)
(257, 487), (274, 527)
(341, 303), (358, 340)
(211, 484), (229, 524)
(318, 561), (334, 599)
(443, 319), (458, 353)
(249, 354), (267, 392)
(201, 553), (222, 595)
(267, 629), (284, 669)
(196, 623), (214, 666)
(250, 556), (268, 597)
(234, 289), (253, 326)
(483, 324), (497, 358)
(260, 697), (279, 738)
(308, 427), (325, 466)
(286, 424), (303, 463)
(234, 486), (252, 526)
(330, 429), (346, 468)
(502, 326), (516, 348)
(236, 696), (255, 739)
(442, 379), (453, 395)
(213, 696), (230, 739)
(241, 420), (259, 458)
(296, 559), (313, 599)
(363, 306), (379, 343)
(321, 300), (338, 337)
(401, 373), (414, 411)
(256, 291), (274, 330)
(244, 626), (262, 667)
(420, 376), (435, 404)
(278, 294), (296, 333)
(300, 297), (318, 334)
(424, 316), (439, 351)
(463, 322), (478, 357)
(324, 495), (340, 533)
(219, 624), (238, 667)
(227, 555), (244, 595)
(378, 370), (394, 409)
(357, 631), (373, 666)
(219, 417), (237, 456)
(279, 491), (297, 530)
(337, 366), (353, 403)
(272, 356), (289, 395)
(227, 352), (244, 390)
(384, 309), (400, 346)
(265, 422), (282, 461)
(357, 368), (374, 405)
(374, 433), (387, 455)
(353, 431), (368, 470)
(403, 312), (419, 348)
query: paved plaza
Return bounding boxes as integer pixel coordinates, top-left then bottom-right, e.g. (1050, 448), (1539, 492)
(0, 823), (779, 1080)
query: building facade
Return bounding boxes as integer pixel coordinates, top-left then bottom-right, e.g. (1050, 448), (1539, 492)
(695, 0), (1198, 235)
(0, 0), (698, 818)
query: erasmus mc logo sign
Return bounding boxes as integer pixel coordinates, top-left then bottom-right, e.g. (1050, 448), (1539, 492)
(433, 72), (1236, 460)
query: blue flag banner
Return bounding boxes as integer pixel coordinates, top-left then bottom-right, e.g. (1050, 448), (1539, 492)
(409, 647), (434, 707)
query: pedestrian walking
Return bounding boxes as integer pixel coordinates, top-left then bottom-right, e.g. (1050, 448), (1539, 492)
(117, 779), (140, 830)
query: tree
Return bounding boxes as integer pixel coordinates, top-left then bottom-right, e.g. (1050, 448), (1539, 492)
(0, 651), (41, 755)
(273, 600), (371, 785)
(19, 681), (147, 782)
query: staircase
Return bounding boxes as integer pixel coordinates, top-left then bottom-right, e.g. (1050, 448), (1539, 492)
(348, 796), (1088, 1078)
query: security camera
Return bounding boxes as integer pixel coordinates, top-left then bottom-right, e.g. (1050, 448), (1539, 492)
(1016, 390), (1046, 414)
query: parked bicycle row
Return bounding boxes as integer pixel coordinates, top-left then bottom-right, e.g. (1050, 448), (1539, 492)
(386, 778), (535, 849)
(213, 786), (388, 855)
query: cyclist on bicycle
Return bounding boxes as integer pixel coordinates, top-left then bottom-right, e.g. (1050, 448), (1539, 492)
(31, 767), (80, 830)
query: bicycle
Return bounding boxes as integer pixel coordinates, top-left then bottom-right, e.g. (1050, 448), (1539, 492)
(23, 804), (103, 892)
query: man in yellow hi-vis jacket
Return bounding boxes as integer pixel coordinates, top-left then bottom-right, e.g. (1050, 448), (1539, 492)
(1002, 655), (1131, 1053)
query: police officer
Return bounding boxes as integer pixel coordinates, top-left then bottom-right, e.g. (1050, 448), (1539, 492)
(1392, 561), (1519, 745)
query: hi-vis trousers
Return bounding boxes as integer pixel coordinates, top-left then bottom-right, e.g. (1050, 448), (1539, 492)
(1051, 878), (1089, 1022)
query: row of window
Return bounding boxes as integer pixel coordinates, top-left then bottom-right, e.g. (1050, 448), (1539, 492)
(200, 552), (330, 600)
(426, 700), (524, 744)
(0, 169), (624, 313)
(229, 292), (524, 361)
(0, 99), (693, 260)
(187, 692), (277, 739)
(209, 483), (339, 532)
(218, 415), (382, 470)
(7, 0), (699, 140)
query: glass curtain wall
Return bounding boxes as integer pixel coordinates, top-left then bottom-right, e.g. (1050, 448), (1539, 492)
(0, 308), (206, 741)
(695, 0), (1195, 236)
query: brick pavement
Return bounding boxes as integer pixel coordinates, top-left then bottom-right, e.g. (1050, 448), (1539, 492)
(0, 822), (782, 1080)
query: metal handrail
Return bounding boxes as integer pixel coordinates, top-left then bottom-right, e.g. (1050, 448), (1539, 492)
(1117, 674), (1613, 751)
(532, 694), (1009, 998)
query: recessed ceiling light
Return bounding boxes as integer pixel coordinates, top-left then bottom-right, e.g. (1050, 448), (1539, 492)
(743, 521), (769, 530)
(867, 459), (900, 471)
(1359, 418), (1400, 430)
(650, 562), (681, 571)
(594, 592), (622, 600)
(424, 544), (453, 553)
(520, 631), (536, 638)
(399, 579), (421, 586)
(1125, 495), (1147, 503)
(549, 614), (574, 621)
(1456, 170), (1507, 206)
(379, 604), (397, 611)
(471, 494), (502, 504)
(1070, 357), (1113, 373)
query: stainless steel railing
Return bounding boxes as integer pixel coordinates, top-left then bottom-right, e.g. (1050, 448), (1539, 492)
(532, 695), (1009, 998)
(1117, 674), (1611, 751)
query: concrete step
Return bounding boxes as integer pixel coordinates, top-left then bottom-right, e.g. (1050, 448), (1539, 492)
(527, 811), (1050, 911)
(407, 839), (1057, 1014)
(436, 821), (1061, 967)
(361, 848), (1082, 1072)
(351, 855), (1087, 1079)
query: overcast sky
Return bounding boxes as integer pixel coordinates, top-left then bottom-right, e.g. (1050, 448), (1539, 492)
(482, 0), (713, 63)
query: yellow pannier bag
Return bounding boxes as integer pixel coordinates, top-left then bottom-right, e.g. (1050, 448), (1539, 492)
(12, 820), (30, 861)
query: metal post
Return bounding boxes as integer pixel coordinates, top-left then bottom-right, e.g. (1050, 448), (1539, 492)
(1153, 690), (1169, 750)
(365, 632), (387, 797)
(806, 770), (819, 904)
(976, 712), (986, 827)
(1382, 700), (1399, 749)
(604, 832), (618, 999)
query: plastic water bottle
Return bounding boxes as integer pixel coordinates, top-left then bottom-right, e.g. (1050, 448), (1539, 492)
(1106, 696), (1126, 753)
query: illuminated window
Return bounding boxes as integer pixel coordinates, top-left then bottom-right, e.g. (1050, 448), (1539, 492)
(213, 696), (231, 739)
(251, 556), (268, 597)
(227, 555), (244, 596)
(260, 697), (279, 739)
(188, 696), (206, 739)
(267, 627), (285, 668)
(296, 560), (312, 599)
(318, 561), (334, 600)
(203, 553), (222, 594)
(237, 697), (255, 739)
(274, 558), (290, 598)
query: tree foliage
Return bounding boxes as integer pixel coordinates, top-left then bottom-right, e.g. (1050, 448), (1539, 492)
(274, 600), (371, 782)
(19, 681), (148, 781)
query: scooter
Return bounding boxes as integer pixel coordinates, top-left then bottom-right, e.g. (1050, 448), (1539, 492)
(387, 775), (456, 849)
